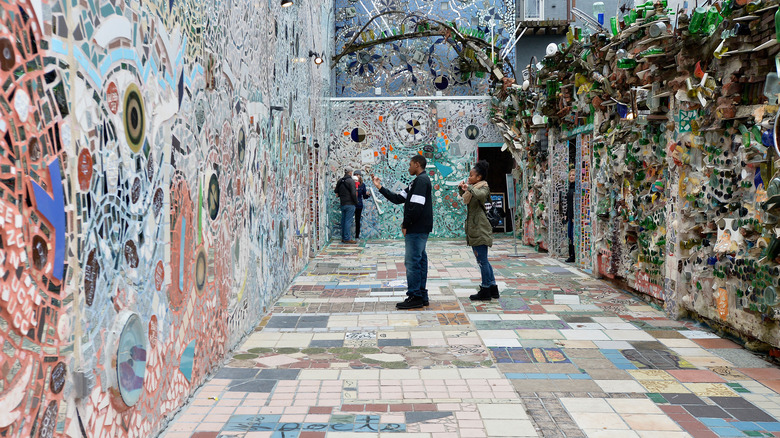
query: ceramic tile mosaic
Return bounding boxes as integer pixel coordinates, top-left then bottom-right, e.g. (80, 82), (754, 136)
(333, 0), (516, 97)
(162, 239), (780, 438)
(329, 100), (502, 240)
(0, 0), (334, 437)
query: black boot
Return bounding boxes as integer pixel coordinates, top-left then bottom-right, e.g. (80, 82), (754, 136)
(489, 284), (500, 299)
(469, 286), (492, 301)
(565, 244), (575, 263)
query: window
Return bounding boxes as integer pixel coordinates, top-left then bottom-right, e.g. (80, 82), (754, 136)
(525, 0), (543, 20)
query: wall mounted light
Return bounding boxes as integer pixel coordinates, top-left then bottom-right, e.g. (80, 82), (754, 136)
(281, 0), (293, 7)
(309, 51), (324, 66)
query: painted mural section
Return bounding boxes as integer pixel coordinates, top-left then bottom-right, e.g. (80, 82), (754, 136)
(333, 0), (517, 97)
(0, 0), (333, 437)
(329, 99), (501, 239)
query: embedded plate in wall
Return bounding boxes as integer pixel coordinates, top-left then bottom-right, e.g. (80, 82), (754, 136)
(108, 311), (147, 407)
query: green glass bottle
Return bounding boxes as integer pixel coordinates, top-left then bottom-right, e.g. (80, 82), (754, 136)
(704, 6), (723, 35)
(721, 0), (733, 18)
(775, 6), (780, 42)
(689, 7), (707, 34)
(617, 58), (638, 69)
(611, 16), (619, 36)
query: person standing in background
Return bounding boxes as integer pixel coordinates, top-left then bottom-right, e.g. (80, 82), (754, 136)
(353, 170), (371, 240)
(335, 167), (358, 244)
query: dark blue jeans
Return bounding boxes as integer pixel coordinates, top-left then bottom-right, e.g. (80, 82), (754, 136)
(567, 220), (574, 244)
(472, 245), (496, 288)
(404, 233), (429, 300)
(341, 205), (356, 241)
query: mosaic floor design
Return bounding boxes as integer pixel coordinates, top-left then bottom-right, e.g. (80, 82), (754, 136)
(162, 239), (780, 438)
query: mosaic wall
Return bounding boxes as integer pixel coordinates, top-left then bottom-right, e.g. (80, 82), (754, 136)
(576, 134), (593, 272)
(329, 99), (501, 239)
(548, 138), (569, 258)
(333, 0), (516, 97)
(0, 0), (333, 437)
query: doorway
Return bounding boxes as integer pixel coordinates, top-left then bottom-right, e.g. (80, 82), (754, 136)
(477, 145), (515, 233)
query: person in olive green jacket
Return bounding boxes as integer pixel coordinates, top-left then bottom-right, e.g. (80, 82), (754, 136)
(458, 160), (499, 301)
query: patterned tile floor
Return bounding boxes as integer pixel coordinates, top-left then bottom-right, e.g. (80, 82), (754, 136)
(161, 239), (780, 438)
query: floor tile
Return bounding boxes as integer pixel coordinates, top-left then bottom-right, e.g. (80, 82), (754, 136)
(159, 240), (780, 438)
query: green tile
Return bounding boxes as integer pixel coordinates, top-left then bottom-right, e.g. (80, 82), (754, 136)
(646, 393), (667, 403)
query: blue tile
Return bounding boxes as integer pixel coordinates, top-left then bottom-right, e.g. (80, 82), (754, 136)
(547, 373), (568, 379)
(569, 373), (592, 380)
(615, 363), (637, 370)
(709, 426), (746, 437)
(504, 373), (526, 379)
(525, 374), (547, 379)
(699, 418), (729, 427)
(756, 422), (780, 432)
(379, 423), (407, 432)
(731, 422), (759, 431)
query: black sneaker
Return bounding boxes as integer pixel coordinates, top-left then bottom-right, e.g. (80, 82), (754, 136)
(396, 296), (426, 309)
(489, 284), (500, 299)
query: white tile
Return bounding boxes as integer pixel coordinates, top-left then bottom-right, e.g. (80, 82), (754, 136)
(560, 397), (613, 413)
(483, 419), (537, 437)
(585, 431), (640, 438)
(570, 412), (629, 430)
(467, 314), (502, 321)
(599, 323), (638, 330)
(483, 338), (522, 347)
(560, 329), (610, 341)
(478, 403), (529, 419)
(594, 380), (647, 393)
(478, 330), (519, 339)
(593, 340), (634, 350)
(607, 398), (663, 414)
(568, 323), (604, 330)
(554, 294), (581, 305)
(679, 330), (719, 339)
(604, 330), (655, 341)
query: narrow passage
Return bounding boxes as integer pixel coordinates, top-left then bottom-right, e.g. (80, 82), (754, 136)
(163, 239), (780, 438)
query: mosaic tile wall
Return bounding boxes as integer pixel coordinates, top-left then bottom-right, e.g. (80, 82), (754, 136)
(577, 134), (593, 272)
(333, 0), (517, 97)
(0, 0), (333, 437)
(329, 99), (501, 239)
(548, 137), (569, 258)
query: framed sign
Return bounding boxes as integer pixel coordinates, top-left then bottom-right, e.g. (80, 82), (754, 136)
(486, 192), (506, 232)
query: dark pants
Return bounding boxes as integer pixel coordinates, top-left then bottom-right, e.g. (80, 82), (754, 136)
(404, 233), (429, 300)
(355, 207), (363, 239)
(567, 220), (575, 260)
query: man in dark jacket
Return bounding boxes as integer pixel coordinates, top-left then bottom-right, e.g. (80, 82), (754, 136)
(372, 155), (434, 309)
(335, 167), (358, 244)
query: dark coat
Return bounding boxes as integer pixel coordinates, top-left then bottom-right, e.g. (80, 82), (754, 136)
(378, 172), (434, 234)
(335, 175), (358, 206)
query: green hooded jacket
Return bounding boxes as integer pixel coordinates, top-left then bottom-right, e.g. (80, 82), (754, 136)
(459, 181), (493, 247)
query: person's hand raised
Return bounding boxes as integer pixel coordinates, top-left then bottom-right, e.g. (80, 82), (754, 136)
(372, 174), (382, 190)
